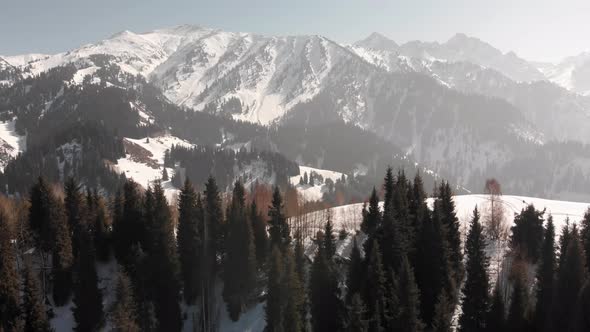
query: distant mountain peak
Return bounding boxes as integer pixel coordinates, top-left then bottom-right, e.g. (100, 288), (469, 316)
(354, 32), (398, 51)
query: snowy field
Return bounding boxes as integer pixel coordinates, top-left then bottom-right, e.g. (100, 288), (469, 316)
(115, 135), (194, 201)
(289, 165), (347, 202)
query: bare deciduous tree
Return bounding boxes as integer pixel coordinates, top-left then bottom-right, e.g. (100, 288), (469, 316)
(483, 179), (509, 242)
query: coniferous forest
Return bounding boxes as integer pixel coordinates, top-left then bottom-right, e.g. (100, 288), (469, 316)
(0, 168), (589, 331)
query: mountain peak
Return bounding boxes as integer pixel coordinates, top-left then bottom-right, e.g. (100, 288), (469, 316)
(354, 32), (398, 51)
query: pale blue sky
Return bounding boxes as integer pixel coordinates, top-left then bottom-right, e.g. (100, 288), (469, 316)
(1, 0), (589, 62)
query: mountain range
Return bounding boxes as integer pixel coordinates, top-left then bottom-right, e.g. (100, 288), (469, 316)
(2, 25), (590, 200)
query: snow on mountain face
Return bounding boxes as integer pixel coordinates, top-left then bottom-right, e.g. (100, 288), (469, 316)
(351, 33), (545, 84)
(152, 32), (351, 124)
(538, 53), (590, 96)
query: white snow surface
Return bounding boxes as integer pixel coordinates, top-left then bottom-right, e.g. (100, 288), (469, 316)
(317, 194), (589, 234)
(290, 165), (347, 202)
(115, 135), (194, 201)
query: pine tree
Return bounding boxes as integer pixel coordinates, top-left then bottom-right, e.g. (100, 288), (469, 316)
(111, 269), (140, 332)
(534, 216), (556, 332)
(177, 179), (202, 304)
(162, 167), (169, 181)
(51, 198), (74, 306)
(346, 237), (363, 305)
(268, 187), (290, 250)
(507, 275), (530, 332)
(266, 246), (284, 332)
(485, 282), (506, 332)
(303, 172), (308, 185)
(458, 207), (490, 332)
(146, 182), (182, 332)
(346, 293), (369, 332)
(510, 204), (545, 263)
(22, 260), (51, 332)
(0, 209), (20, 331)
(71, 227), (103, 331)
(396, 255), (424, 332)
(310, 244), (344, 332)
(223, 181), (257, 321)
(251, 200), (268, 266)
(127, 244), (159, 331)
(553, 226), (588, 331)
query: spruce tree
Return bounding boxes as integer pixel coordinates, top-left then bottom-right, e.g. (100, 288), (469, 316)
(29, 177), (54, 252)
(71, 227), (103, 332)
(111, 269), (140, 332)
(223, 181), (257, 321)
(363, 241), (388, 332)
(580, 208), (590, 270)
(346, 237), (363, 305)
(266, 246), (284, 332)
(432, 291), (453, 332)
(346, 293), (368, 332)
(361, 187), (381, 236)
(458, 207), (490, 332)
(0, 210), (20, 331)
(510, 204), (545, 263)
(534, 216), (556, 332)
(436, 181), (463, 284)
(204, 176), (224, 270)
(268, 187), (290, 250)
(51, 198), (74, 306)
(310, 244), (344, 332)
(396, 255), (424, 332)
(485, 282), (506, 332)
(146, 182), (182, 332)
(22, 260), (51, 332)
(415, 208), (454, 327)
(64, 177), (85, 259)
(323, 214), (336, 260)
(283, 249), (305, 332)
(112, 181), (143, 267)
(93, 194), (111, 262)
(574, 280), (590, 332)
(251, 200), (268, 266)
(177, 179), (201, 304)
(553, 226), (588, 331)
(506, 275), (530, 332)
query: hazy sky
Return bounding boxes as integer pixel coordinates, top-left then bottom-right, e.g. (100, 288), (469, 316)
(1, 0), (589, 62)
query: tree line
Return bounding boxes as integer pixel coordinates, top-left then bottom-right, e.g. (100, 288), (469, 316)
(0, 168), (590, 331)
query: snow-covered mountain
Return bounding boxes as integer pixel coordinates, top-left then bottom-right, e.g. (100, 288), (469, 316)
(5, 25), (590, 199)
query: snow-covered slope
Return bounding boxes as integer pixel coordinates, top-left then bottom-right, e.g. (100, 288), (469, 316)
(0, 119), (26, 170)
(314, 194), (588, 237)
(289, 165), (347, 201)
(115, 135), (194, 200)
